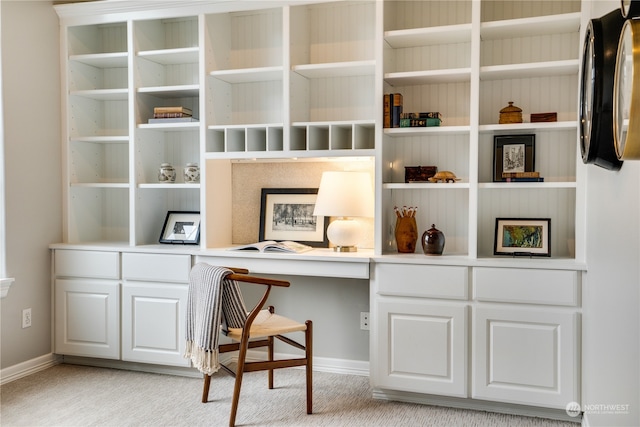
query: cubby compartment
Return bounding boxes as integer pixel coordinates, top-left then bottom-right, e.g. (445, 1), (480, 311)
(134, 17), (198, 52)
(136, 92), (199, 125)
(68, 187), (129, 243)
(382, 187), (470, 256)
(477, 188), (576, 258)
(135, 128), (199, 185)
(383, 133), (471, 184)
(478, 129), (577, 184)
(206, 77), (283, 126)
(69, 58), (128, 92)
(291, 73), (376, 123)
(480, 1), (580, 22)
(69, 96), (129, 138)
(384, 1), (472, 31)
(290, 1), (375, 67)
(205, 8), (283, 72)
(134, 188), (201, 246)
(67, 22), (128, 56)
(70, 139), (129, 185)
(135, 55), (199, 89)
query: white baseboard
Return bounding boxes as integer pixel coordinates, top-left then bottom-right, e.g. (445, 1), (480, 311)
(0, 353), (62, 385)
(1, 351), (368, 384)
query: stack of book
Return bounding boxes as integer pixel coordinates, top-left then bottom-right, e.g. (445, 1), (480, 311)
(400, 112), (442, 128)
(148, 106), (198, 124)
(501, 171), (544, 182)
(383, 93), (403, 128)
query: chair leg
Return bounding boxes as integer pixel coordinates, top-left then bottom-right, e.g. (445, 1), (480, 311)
(268, 335), (274, 389)
(305, 320), (313, 415)
(229, 338), (250, 427)
(202, 374), (212, 403)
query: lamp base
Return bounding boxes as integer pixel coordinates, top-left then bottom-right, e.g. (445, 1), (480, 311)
(333, 245), (358, 252)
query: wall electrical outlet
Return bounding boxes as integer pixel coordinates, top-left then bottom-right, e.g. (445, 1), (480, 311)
(360, 312), (370, 330)
(22, 308), (32, 328)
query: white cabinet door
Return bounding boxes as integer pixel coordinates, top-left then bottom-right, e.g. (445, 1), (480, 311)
(373, 298), (468, 398)
(121, 281), (189, 367)
(473, 306), (579, 409)
(54, 279), (120, 359)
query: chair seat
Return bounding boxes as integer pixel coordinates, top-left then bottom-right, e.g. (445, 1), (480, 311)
(227, 309), (307, 340)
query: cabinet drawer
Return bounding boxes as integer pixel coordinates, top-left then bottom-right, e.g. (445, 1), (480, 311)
(54, 250), (120, 279)
(474, 268), (579, 306)
(122, 253), (191, 283)
(375, 263), (468, 300)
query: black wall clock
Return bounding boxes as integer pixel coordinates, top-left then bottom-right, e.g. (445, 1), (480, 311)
(579, 9), (625, 170)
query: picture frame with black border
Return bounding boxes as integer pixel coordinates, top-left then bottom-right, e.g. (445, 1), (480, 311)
(494, 217), (551, 257)
(159, 211), (201, 245)
(493, 134), (536, 182)
(259, 188), (329, 247)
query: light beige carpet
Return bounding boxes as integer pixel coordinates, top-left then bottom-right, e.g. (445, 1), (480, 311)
(1, 364), (578, 426)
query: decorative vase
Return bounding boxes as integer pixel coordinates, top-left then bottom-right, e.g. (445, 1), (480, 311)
(158, 163), (176, 182)
(422, 224), (445, 255)
(183, 163), (200, 183)
(395, 216), (418, 253)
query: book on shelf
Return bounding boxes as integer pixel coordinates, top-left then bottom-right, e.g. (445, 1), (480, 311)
(391, 93), (403, 128)
(383, 94), (391, 128)
(153, 106), (193, 115)
(153, 112), (192, 119)
(501, 177), (545, 182)
(403, 112), (442, 120)
(502, 171), (540, 178)
(148, 117), (199, 124)
(228, 240), (314, 253)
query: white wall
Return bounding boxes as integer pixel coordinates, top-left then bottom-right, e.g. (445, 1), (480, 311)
(582, 2), (640, 426)
(0, 0), (62, 369)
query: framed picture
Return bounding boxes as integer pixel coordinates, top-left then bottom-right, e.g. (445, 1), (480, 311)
(493, 134), (536, 182)
(259, 188), (329, 247)
(494, 218), (551, 257)
(159, 211), (201, 245)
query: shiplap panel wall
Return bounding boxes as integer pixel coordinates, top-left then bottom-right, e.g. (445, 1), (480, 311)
(481, 1), (580, 21)
(384, 1), (472, 30)
(229, 9), (282, 68)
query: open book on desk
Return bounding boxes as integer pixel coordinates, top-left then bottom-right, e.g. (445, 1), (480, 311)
(229, 240), (314, 254)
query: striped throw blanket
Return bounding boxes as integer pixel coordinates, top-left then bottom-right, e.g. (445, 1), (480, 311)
(184, 263), (247, 375)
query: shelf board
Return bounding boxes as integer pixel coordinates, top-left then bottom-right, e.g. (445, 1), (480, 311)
(383, 182), (470, 190)
(138, 122), (200, 131)
(479, 121), (578, 133)
(292, 60), (375, 78)
(479, 182), (577, 189)
(384, 125), (470, 136)
(70, 183), (129, 188)
(481, 12), (581, 40)
(70, 88), (128, 101)
(69, 52), (128, 68)
(291, 119), (375, 127)
(480, 59), (579, 81)
(70, 136), (129, 143)
(138, 183), (200, 189)
(137, 47), (199, 65)
(209, 66), (284, 83)
(385, 23), (472, 48)
(137, 84), (200, 98)
(385, 68), (472, 85)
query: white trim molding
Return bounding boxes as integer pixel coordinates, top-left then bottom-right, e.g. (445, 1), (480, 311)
(0, 277), (14, 298)
(0, 353), (61, 386)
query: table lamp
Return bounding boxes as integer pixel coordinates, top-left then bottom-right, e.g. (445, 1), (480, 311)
(313, 171), (374, 252)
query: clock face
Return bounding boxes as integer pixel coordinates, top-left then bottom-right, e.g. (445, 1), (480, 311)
(579, 11), (625, 170)
(614, 19), (637, 159)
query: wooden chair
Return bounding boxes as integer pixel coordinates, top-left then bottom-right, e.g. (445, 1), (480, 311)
(195, 266), (312, 427)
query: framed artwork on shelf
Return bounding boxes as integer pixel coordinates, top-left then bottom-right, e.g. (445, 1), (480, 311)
(493, 134), (536, 182)
(159, 211), (201, 245)
(494, 218), (551, 257)
(259, 188), (329, 247)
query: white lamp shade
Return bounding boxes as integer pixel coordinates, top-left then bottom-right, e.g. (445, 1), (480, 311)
(313, 171), (374, 218)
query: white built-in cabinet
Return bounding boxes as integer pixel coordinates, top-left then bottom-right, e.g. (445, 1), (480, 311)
(54, 0), (588, 418)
